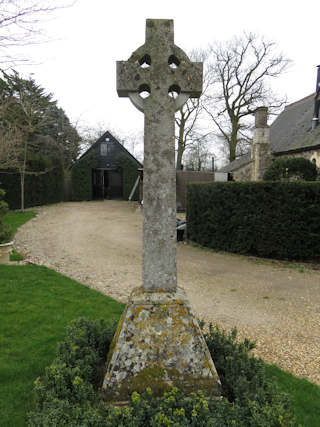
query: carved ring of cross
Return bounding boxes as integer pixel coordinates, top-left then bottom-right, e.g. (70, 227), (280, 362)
(117, 20), (203, 114)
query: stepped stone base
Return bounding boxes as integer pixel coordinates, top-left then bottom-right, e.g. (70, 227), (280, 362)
(103, 287), (221, 402)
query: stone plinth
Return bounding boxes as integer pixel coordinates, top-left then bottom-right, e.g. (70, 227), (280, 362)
(103, 287), (221, 402)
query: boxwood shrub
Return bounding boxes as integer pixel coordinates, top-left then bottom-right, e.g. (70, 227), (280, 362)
(28, 317), (296, 426)
(187, 181), (320, 261)
(0, 188), (12, 242)
(263, 157), (318, 181)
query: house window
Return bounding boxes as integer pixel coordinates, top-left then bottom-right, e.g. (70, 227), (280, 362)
(101, 143), (108, 156)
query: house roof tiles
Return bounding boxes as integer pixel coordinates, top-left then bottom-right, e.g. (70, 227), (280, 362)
(218, 93), (320, 172)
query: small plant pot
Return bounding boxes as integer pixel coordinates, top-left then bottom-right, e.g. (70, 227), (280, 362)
(0, 241), (13, 264)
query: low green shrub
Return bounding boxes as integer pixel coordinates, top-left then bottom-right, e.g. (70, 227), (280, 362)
(28, 318), (116, 426)
(0, 188), (12, 243)
(263, 157), (318, 181)
(10, 249), (24, 261)
(187, 181), (320, 261)
(28, 318), (296, 426)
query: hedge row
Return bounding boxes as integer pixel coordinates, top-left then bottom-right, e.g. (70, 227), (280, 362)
(187, 182), (320, 261)
(28, 318), (296, 426)
(0, 166), (64, 210)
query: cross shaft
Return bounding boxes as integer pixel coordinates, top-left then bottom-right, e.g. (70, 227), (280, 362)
(117, 19), (202, 292)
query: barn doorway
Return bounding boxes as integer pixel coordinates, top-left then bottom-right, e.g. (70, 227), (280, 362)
(92, 168), (123, 200)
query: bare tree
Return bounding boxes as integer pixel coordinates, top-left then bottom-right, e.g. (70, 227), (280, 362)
(175, 49), (212, 170)
(121, 130), (144, 162)
(184, 135), (215, 171)
(0, 0), (74, 65)
(204, 33), (291, 162)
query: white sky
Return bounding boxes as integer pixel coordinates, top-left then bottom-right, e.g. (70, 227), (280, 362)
(16, 0), (320, 160)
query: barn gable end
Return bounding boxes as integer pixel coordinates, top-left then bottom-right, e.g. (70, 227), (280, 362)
(71, 131), (142, 201)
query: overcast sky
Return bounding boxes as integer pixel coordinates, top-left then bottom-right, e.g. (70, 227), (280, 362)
(16, 0), (320, 161)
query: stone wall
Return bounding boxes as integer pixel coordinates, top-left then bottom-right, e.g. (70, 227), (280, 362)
(251, 142), (272, 180)
(176, 171), (214, 211)
(276, 148), (320, 167)
(232, 162), (253, 181)
(233, 148), (320, 181)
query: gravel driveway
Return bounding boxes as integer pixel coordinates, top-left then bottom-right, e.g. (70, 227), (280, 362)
(14, 200), (320, 385)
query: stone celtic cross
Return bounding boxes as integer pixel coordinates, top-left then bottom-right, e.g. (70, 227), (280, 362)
(117, 19), (203, 292)
(103, 20), (220, 401)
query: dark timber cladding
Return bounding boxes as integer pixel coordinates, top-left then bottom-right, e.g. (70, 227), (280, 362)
(79, 131), (142, 200)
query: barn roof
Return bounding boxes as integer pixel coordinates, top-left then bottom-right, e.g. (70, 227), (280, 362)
(78, 130), (143, 167)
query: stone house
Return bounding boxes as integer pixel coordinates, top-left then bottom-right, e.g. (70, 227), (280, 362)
(219, 70), (320, 180)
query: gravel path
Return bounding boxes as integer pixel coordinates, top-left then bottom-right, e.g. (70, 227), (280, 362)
(14, 200), (320, 385)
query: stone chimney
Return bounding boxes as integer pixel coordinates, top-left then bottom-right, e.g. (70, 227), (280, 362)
(251, 107), (272, 180)
(312, 65), (320, 130)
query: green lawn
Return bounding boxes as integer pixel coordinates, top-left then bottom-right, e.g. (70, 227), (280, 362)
(0, 264), (124, 426)
(2, 210), (37, 261)
(265, 364), (320, 426)
(2, 210), (37, 238)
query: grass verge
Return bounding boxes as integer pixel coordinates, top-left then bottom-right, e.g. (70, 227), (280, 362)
(265, 364), (320, 426)
(0, 264), (124, 426)
(2, 210), (37, 238)
(2, 210), (37, 261)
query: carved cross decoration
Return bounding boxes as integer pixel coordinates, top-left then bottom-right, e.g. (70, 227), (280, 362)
(117, 19), (203, 292)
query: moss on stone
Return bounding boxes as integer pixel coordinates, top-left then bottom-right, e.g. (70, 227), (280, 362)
(103, 288), (221, 403)
(104, 364), (220, 402)
(105, 309), (126, 370)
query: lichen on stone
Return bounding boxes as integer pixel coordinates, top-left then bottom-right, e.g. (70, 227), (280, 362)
(103, 287), (221, 402)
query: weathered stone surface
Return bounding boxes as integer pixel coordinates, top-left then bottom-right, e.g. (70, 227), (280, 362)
(103, 19), (220, 402)
(251, 107), (272, 180)
(103, 287), (221, 401)
(116, 19), (202, 292)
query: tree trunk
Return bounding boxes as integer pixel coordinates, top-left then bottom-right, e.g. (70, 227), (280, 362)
(176, 147), (184, 170)
(176, 112), (186, 170)
(229, 124), (239, 162)
(20, 171), (25, 212)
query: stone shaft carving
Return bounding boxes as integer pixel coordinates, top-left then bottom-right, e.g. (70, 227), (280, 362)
(117, 19), (202, 292)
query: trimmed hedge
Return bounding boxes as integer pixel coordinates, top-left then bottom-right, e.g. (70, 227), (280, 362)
(263, 157), (318, 181)
(187, 181), (320, 261)
(0, 165), (64, 210)
(71, 151), (99, 201)
(28, 318), (296, 426)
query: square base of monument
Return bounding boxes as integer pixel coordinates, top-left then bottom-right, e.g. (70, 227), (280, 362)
(103, 287), (221, 402)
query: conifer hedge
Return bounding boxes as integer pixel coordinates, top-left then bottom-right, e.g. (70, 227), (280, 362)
(187, 182), (320, 260)
(0, 165), (64, 210)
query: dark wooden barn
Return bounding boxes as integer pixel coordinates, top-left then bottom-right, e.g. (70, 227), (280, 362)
(71, 131), (142, 201)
